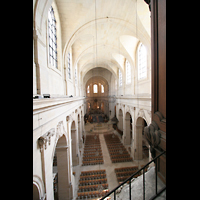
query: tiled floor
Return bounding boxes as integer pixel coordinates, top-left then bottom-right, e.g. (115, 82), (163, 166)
(73, 123), (150, 200)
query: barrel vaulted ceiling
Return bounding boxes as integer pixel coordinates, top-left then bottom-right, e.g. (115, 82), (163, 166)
(34, 0), (151, 80)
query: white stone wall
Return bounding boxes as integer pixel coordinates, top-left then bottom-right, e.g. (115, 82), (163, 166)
(33, 97), (85, 200)
(115, 95), (151, 159)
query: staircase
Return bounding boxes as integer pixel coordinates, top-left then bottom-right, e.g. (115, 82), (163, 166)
(100, 151), (166, 200)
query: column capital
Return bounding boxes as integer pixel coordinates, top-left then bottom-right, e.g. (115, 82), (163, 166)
(38, 128), (55, 152)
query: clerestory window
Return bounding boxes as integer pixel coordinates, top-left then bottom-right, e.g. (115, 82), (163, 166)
(101, 85), (104, 93)
(93, 84), (98, 93)
(48, 6), (57, 68)
(138, 43), (147, 80)
(126, 59), (131, 84)
(68, 52), (71, 79)
(87, 85), (90, 93)
(119, 69), (122, 87)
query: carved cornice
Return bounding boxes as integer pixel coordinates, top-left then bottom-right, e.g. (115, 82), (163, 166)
(56, 121), (67, 138)
(38, 128), (55, 152)
(66, 115), (72, 122)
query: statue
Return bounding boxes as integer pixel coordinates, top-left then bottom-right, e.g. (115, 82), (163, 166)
(144, 121), (161, 159)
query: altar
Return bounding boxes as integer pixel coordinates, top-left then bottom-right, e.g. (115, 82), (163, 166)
(90, 114), (104, 123)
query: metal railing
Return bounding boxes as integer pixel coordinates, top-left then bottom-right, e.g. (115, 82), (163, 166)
(100, 150), (166, 200)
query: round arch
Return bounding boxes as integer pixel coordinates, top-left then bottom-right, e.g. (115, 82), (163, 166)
(77, 113), (82, 149)
(81, 60), (119, 80)
(53, 134), (71, 199)
(85, 76), (109, 95)
(123, 112), (132, 145)
(71, 120), (79, 166)
(134, 117), (148, 160)
(117, 108), (123, 137)
(33, 183), (40, 200)
(33, 175), (45, 200)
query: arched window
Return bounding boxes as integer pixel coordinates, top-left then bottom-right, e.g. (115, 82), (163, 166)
(48, 6), (57, 68)
(126, 59), (131, 84)
(87, 85), (90, 93)
(75, 65), (77, 85)
(138, 43), (147, 80)
(67, 52), (71, 79)
(93, 84), (98, 93)
(119, 69), (122, 87)
(101, 85), (104, 93)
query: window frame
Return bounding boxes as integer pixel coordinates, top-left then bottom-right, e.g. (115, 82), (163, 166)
(67, 52), (71, 79)
(138, 43), (147, 80)
(101, 84), (104, 93)
(119, 69), (122, 87)
(48, 6), (58, 69)
(87, 85), (90, 93)
(93, 84), (98, 93)
(126, 59), (131, 84)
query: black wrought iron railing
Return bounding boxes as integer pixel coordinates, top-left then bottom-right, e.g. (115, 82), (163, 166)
(100, 150), (166, 200)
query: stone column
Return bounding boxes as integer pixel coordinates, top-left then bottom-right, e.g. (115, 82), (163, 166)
(134, 124), (143, 160)
(124, 118), (131, 145)
(56, 146), (70, 200)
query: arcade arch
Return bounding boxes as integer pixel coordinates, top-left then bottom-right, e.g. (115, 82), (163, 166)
(134, 117), (148, 160)
(124, 112), (132, 145)
(118, 109), (123, 134)
(54, 134), (71, 200)
(71, 121), (79, 166)
(33, 183), (40, 200)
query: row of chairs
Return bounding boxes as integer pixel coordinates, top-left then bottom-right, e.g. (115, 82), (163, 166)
(109, 148), (127, 153)
(111, 154), (131, 160)
(82, 156), (103, 161)
(80, 169), (106, 176)
(80, 174), (106, 181)
(112, 157), (133, 163)
(84, 147), (101, 151)
(79, 178), (107, 186)
(82, 135), (104, 166)
(116, 170), (140, 177)
(110, 151), (128, 156)
(106, 140), (121, 145)
(82, 160), (103, 166)
(115, 166), (139, 172)
(117, 174), (140, 184)
(107, 145), (125, 150)
(78, 183), (108, 192)
(104, 133), (133, 163)
(77, 169), (109, 200)
(84, 147), (101, 150)
(84, 144), (101, 147)
(114, 166), (140, 184)
(83, 152), (102, 156)
(84, 143), (101, 146)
